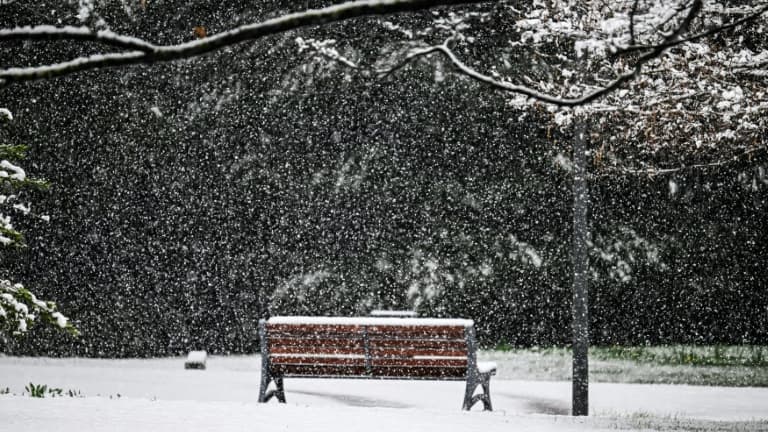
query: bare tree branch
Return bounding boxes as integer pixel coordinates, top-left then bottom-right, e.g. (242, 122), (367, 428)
(615, 3), (768, 56)
(0, 0), (487, 86)
(377, 43), (445, 79)
(654, 0), (697, 37)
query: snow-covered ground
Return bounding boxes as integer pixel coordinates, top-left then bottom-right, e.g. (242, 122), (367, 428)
(1, 355), (766, 431)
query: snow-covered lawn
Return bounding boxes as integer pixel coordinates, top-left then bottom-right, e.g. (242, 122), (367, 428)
(1, 355), (766, 431)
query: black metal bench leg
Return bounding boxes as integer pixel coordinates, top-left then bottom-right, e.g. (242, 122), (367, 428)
(462, 374), (478, 411)
(260, 373), (286, 403)
(258, 319), (274, 403)
(274, 376), (286, 403)
(480, 373), (493, 411)
(463, 372), (493, 411)
(258, 364), (270, 403)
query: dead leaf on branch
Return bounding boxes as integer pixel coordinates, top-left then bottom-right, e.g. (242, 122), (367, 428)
(193, 26), (207, 39)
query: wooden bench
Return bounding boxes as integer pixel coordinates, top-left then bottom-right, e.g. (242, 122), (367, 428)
(257, 316), (496, 410)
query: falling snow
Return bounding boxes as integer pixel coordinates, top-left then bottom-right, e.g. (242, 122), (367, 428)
(0, 1), (766, 430)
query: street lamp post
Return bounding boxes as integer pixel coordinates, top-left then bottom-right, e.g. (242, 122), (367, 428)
(572, 119), (589, 416)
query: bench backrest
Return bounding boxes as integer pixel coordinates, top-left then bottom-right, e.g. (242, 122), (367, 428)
(260, 316), (478, 380)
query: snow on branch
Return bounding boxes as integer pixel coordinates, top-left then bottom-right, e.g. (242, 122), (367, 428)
(0, 0), (486, 86)
(615, 2), (768, 56)
(381, 0), (767, 107)
(595, 146), (768, 177)
(0, 108), (75, 337)
(381, 38), (645, 106)
(0, 279), (78, 336)
(2, 0), (767, 166)
(368, 0), (768, 171)
(0, 26), (156, 51)
(2, 0), (765, 112)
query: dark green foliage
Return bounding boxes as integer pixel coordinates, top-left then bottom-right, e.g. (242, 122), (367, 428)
(24, 383), (72, 398)
(0, 144), (50, 248)
(592, 345), (768, 368)
(25, 382), (47, 398)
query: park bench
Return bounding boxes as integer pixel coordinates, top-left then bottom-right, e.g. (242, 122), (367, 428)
(257, 316), (496, 410)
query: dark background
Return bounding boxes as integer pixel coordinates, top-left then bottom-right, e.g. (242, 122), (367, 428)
(1, 1), (766, 356)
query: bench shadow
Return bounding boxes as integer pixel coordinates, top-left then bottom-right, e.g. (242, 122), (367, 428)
(497, 392), (570, 415)
(289, 389), (414, 409)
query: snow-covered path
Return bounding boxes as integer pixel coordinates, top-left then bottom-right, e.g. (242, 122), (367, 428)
(1, 355), (766, 431)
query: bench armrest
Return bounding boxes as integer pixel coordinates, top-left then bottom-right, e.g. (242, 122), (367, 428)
(477, 361), (497, 375)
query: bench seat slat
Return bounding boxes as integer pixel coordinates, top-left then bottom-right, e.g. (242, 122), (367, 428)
(272, 365), (468, 379)
(270, 336), (364, 344)
(365, 326), (466, 338)
(270, 356), (467, 368)
(368, 339), (467, 349)
(268, 333), (363, 340)
(269, 337), (365, 349)
(269, 331), (465, 339)
(270, 356), (366, 366)
(269, 342), (467, 357)
(370, 358), (467, 368)
(272, 364), (368, 376)
(267, 324), (363, 334)
(270, 346), (365, 355)
(371, 366), (467, 379)
(270, 338), (466, 349)
(370, 348), (468, 358)
(267, 325), (466, 339)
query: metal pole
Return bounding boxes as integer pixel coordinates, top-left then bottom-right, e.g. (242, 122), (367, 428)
(572, 119), (589, 416)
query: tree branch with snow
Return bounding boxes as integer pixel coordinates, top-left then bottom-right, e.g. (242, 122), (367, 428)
(283, 0), (767, 169)
(0, 109), (77, 338)
(0, 0), (487, 86)
(1, 0), (766, 172)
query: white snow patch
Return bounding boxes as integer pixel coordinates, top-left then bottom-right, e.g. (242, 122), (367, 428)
(600, 16), (628, 34)
(668, 180), (678, 196)
(553, 111), (573, 126)
(722, 86), (744, 102)
(524, 248), (543, 268)
(0, 107), (12, 121)
(574, 39), (606, 58)
(554, 153), (574, 172)
(0, 355), (766, 432)
(369, 310), (417, 318)
(77, 0), (93, 22)
(50, 311), (67, 327)
(0, 160), (26, 181)
(12, 203), (30, 214)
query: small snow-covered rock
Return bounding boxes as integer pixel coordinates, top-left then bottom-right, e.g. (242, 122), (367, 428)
(184, 350), (207, 370)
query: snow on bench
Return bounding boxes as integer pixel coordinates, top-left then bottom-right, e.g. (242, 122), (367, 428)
(258, 316), (496, 410)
